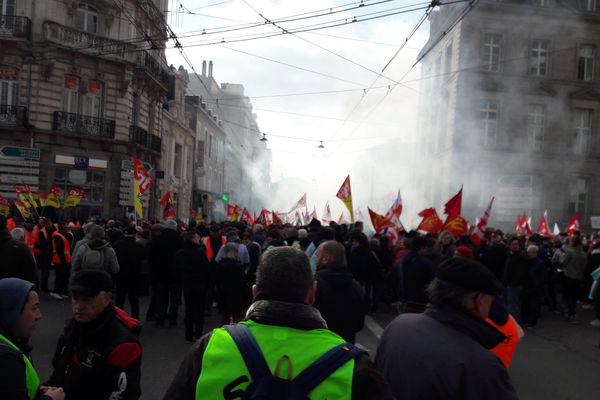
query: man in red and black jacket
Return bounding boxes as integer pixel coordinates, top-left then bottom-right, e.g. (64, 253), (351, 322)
(45, 270), (142, 400)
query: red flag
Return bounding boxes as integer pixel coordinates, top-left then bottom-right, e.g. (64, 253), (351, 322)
(568, 212), (580, 235)
(417, 208), (444, 234)
(257, 209), (269, 225)
(289, 193), (307, 213)
(189, 208), (203, 222)
(470, 197), (494, 246)
(444, 216), (469, 237)
(443, 186), (463, 222)
(241, 208), (253, 224)
(336, 175), (354, 222)
(160, 192), (176, 221)
(514, 214), (524, 235)
(385, 190), (403, 220)
(322, 201), (332, 224)
(272, 211), (282, 224)
(519, 214), (533, 236)
(536, 210), (553, 239)
(368, 207), (395, 234)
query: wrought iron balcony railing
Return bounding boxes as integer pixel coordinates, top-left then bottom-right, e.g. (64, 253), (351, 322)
(53, 111), (115, 139)
(0, 15), (31, 40)
(43, 21), (136, 63)
(136, 51), (170, 89)
(0, 105), (27, 127)
(130, 125), (161, 153)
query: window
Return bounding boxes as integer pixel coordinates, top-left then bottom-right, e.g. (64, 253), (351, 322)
(1, 0), (15, 15)
(482, 34), (501, 72)
(75, 4), (98, 34)
(208, 134), (213, 159)
(527, 104), (545, 151)
(533, 0), (551, 6)
(53, 168), (104, 203)
(148, 102), (156, 135)
(0, 74), (18, 106)
(173, 143), (182, 177)
(63, 75), (79, 114)
(568, 177), (590, 215)
(574, 108), (593, 155)
(578, 45), (596, 81)
(445, 44), (453, 75)
(530, 40), (549, 77)
(582, 0), (597, 12)
(82, 80), (103, 118)
(479, 101), (498, 147)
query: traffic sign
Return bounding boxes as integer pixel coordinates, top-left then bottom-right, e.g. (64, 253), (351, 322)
(74, 155), (89, 170)
(155, 170), (165, 180)
(0, 146), (40, 160)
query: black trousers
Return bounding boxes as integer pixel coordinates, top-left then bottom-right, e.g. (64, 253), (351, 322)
(521, 292), (543, 326)
(36, 253), (50, 292)
(116, 285), (140, 319)
(183, 283), (206, 341)
(156, 281), (182, 323)
(562, 277), (582, 317)
(53, 262), (70, 294)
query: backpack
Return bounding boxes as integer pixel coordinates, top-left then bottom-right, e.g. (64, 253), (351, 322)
(81, 244), (105, 271)
(223, 324), (366, 400)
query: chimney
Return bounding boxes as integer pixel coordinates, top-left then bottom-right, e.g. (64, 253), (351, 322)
(208, 61), (213, 78)
(201, 60), (206, 76)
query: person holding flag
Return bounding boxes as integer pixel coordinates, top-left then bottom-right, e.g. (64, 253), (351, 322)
(133, 157), (152, 219)
(160, 192), (176, 221)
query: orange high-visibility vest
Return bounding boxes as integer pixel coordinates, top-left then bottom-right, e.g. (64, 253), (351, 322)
(52, 231), (71, 264)
(32, 226), (46, 255)
(202, 236), (226, 261)
(487, 315), (523, 369)
(7, 217), (15, 232)
(25, 229), (36, 251)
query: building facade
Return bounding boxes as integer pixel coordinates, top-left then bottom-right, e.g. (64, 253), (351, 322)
(0, 0), (170, 220)
(416, 0), (600, 229)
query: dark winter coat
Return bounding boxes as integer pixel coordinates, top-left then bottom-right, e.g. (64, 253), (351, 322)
(481, 243), (508, 280)
(503, 252), (528, 287)
(524, 257), (547, 296)
(397, 252), (436, 304)
(148, 228), (183, 284)
(112, 237), (147, 291)
(175, 242), (210, 291)
(314, 264), (366, 343)
(0, 229), (38, 286)
(376, 306), (519, 400)
(349, 246), (381, 283)
(162, 299), (393, 400)
(215, 259), (250, 314)
(45, 306), (142, 400)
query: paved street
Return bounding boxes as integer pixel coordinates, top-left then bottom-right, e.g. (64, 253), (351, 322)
(31, 292), (600, 399)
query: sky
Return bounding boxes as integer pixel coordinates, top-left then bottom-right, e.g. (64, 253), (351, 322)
(165, 0), (433, 222)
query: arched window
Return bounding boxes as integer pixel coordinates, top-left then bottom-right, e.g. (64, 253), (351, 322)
(75, 4), (98, 34)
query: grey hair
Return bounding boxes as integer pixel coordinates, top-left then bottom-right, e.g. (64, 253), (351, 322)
(527, 245), (539, 253)
(426, 278), (476, 310)
(10, 227), (26, 243)
(257, 247), (313, 302)
(220, 243), (239, 261)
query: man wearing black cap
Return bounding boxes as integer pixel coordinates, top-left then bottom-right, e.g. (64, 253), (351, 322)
(45, 270), (142, 400)
(376, 258), (519, 400)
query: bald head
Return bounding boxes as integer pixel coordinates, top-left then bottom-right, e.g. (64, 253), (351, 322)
(316, 240), (347, 269)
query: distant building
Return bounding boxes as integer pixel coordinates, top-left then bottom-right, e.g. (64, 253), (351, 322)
(187, 61), (271, 215)
(416, 0), (600, 230)
(0, 0), (170, 220)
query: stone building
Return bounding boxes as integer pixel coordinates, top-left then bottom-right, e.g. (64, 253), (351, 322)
(0, 0), (170, 220)
(416, 0), (600, 229)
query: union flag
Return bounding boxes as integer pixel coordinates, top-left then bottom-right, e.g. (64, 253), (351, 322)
(368, 207), (394, 234)
(568, 212), (580, 235)
(443, 186), (463, 223)
(336, 175), (354, 222)
(416, 208), (444, 234)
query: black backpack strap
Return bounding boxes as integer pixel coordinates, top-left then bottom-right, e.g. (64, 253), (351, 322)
(223, 324), (272, 382)
(293, 342), (367, 395)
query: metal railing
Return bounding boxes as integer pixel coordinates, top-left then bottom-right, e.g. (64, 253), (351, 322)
(43, 21), (136, 63)
(136, 51), (170, 89)
(53, 111), (115, 139)
(0, 105), (27, 127)
(149, 133), (162, 152)
(0, 15), (31, 40)
(130, 125), (161, 153)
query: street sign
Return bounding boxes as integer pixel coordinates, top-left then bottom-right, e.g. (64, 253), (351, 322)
(0, 175), (39, 184)
(591, 216), (600, 229)
(155, 170), (165, 180)
(74, 155), (89, 170)
(0, 146), (40, 160)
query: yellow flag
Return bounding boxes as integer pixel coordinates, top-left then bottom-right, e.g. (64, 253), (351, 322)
(336, 175), (354, 222)
(14, 201), (31, 219)
(0, 195), (9, 217)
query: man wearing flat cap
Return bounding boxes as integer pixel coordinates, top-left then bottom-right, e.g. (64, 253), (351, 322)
(376, 258), (520, 400)
(45, 270), (142, 400)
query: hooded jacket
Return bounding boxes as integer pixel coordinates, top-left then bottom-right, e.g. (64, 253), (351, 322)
(71, 239), (120, 277)
(0, 229), (39, 285)
(314, 264), (366, 343)
(0, 278), (49, 400)
(376, 306), (519, 400)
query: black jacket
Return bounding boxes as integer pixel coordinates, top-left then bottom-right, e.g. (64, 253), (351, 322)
(175, 242), (210, 290)
(376, 306), (519, 400)
(314, 265), (366, 343)
(349, 246), (381, 283)
(398, 252), (436, 304)
(481, 243), (508, 280)
(163, 299), (392, 400)
(503, 252), (528, 287)
(45, 306), (142, 400)
(0, 229), (38, 285)
(215, 259), (251, 314)
(112, 237), (147, 289)
(148, 228), (182, 283)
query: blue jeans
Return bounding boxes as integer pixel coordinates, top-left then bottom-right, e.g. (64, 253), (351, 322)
(505, 286), (523, 323)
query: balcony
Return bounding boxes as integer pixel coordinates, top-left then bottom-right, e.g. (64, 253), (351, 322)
(53, 111), (115, 139)
(136, 51), (170, 89)
(0, 105), (27, 127)
(42, 21), (136, 63)
(0, 15), (31, 40)
(129, 125), (162, 153)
